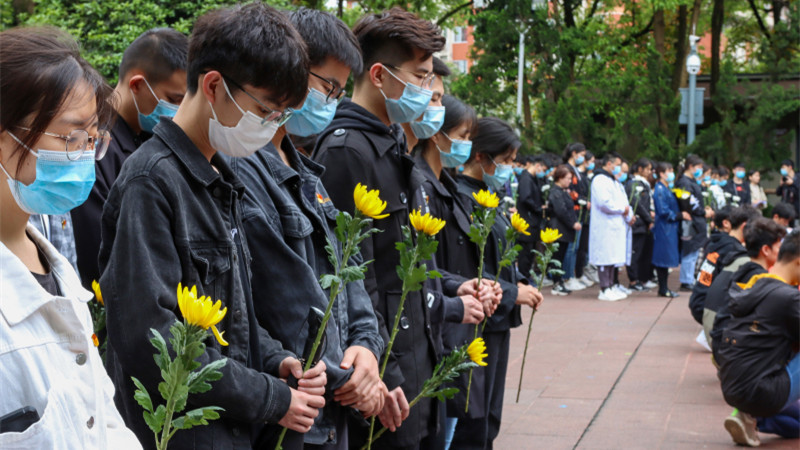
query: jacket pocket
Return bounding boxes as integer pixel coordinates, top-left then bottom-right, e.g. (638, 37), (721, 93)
(0, 386), (85, 448)
(279, 205), (314, 239)
(189, 247), (231, 286)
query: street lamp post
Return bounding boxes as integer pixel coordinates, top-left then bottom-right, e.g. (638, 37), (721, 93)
(515, 0), (547, 120)
(686, 35), (701, 145)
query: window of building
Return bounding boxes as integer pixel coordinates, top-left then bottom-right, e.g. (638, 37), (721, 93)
(453, 26), (467, 43)
(455, 60), (468, 73)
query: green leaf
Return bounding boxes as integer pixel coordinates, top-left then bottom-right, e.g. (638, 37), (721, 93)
(131, 376), (153, 413)
(171, 406), (224, 430)
(143, 404), (166, 435)
(319, 274), (340, 290)
(340, 265), (367, 284)
(431, 387), (460, 401)
(187, 358), (227, 394)
(149, 328), (170, 372)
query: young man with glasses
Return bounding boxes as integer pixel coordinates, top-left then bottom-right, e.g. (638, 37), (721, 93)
(227, 8), (383, 449)
(313, 7), (449, 449)
(97, 5), (328, 448)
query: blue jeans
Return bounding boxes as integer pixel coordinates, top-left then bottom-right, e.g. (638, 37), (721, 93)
(680, 249), (699, 285)
(444, 417), (458, 450)
(563, 231), (580, 280)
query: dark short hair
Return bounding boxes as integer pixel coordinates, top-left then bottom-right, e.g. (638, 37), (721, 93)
(729, 205), (761, 230)
(745, 217), (787, 258)
(532, 154), (548, 166)
(440, 94), (475, 136)
(352, 7), (445, 78)
(773, 202), (797, 221)
(718, 165), (730, 177)
(733, 161), (746, 170)
(777, 229), (800, 262)
(0, 27), (113, 179)
(432, 56), (451, 77)
(119, 28), (188, 83)
(288, 8), (362, 74)
(713, 206), (731, 229)
(562, 142), (585, 162)
(469, 117), (520, 162)
(655, 161), (673, 177)
(552, 164), (572, 183)
(187, 3), (309, 107)
(585, 150), (594, 160)
(781, 159), (794, 169)
(601, 151), (622, 167)
(632, 157), (652, 174)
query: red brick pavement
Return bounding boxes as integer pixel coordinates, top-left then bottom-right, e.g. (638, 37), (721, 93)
(494, 276), (800, 449)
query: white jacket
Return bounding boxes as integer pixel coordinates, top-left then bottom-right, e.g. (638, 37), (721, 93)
(0, 225), (141, 449)
(589, 172), (633, 267)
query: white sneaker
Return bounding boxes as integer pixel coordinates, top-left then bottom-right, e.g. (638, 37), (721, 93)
(541, 278), (554, 287)
(696, 330), (712, 352)
(564, 278), (587, 291)
(614, 284), (632, 295)
(643, 280), (658, 289)
(578, 275), (595, 287)
(610, 286), (629, 299)
(585, 266), (600, 283)
(598, 288), (623, 301)
(552, 283), (571, 296)
(724, 409), (760, 447)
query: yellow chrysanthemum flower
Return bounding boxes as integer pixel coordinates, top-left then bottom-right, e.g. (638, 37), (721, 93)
(671, 188), (690, 199)
(540, 228), (562, 244)
(176, 283), (229, 346)
(92, 280), (104, 306)
(409, 209), (446, 236)
(353, 183), (390, 219)
(467, 338), (488, 367)
(472, 189), (499, 209)
(510, 212), (531, 236)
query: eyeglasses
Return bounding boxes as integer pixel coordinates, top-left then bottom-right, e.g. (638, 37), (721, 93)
(381, 63), (436, 90)
(17, 126), (111, 160)
(310, 72), (346, 102)
(221, 75), (293, 126)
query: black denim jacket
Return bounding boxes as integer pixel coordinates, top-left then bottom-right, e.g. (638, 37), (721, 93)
(99, 119), (294, 449)
(228, 138), (382, 445)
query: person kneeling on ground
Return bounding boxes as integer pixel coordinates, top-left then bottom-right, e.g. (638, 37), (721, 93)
(717, 230), (800, 447)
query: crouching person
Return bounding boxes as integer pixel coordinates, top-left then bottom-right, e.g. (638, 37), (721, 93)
(718, 230), (800, 446)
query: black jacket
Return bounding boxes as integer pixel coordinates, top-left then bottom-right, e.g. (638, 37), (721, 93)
(724, 180), (751, 206)
(709, 260), (766, 358)
(72, 113), (150, 288)
(516, 171), (545, 233)
(688, 233), (745, 324)
(313, 99), (437, 447)
(98, 119), (293, 449)
(626, 176), (653, 235)
(717, 275), (800, 417)
(676, 174), (708, 255)
(776, 174), (800, 216)
(547, 185), (577, 243)
(229, 138), (383, 445)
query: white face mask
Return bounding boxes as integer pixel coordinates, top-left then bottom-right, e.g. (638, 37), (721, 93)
(208, 79), (279, 158)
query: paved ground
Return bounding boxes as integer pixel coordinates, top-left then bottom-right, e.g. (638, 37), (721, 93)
(495, 275), (800, 449)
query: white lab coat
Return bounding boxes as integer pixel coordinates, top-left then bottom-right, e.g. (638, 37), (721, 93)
(589, 172), (633, 267)
(0, 225), (141, 449)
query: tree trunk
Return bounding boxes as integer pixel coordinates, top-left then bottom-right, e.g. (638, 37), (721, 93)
(710, 0), (724, 95)
(653, 9), (666, 56)
(523, 72), (533, 128)
(670, 5), (689, 92)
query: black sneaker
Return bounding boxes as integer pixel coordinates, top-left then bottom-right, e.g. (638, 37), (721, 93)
(629, 283), (647, 292)
(679, 283), (694, 292)
(658, 290), (680, 298)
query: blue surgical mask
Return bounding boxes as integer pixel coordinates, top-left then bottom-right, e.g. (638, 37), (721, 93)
(719, 180), (728, 187)
(669, 181), (675, 189)
(284, 88), (338, 137)
(536, 171), (546, 179)
(612, 165), (621, 176)
(735, 170), (745, 179)
(483, 158), (513, 191)
(653, 172), (658, 180)
(409, 106), (445, 139)
(1, 133), (96, 215)
(780, 168), (789, 177)
(693, 167), (703, 179)
(667, 172), (675, 182)
(619, 172), (628, 183)
(586, 162), (595, 171)
(575, 155), (585, 165)
(437, 133), (472, 168)
(513, 167), (524, 176)
(711, 179), (719, 186)
(133, 78), (179, 133)
(704, 175), (711, 183)
(380, 65), (433, 124)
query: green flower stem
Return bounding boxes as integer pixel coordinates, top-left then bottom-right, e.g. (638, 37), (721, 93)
(365, 390), (425, 450)
(465, 210), (490, 414)
(157, 324), (193, 450)
(367, 242), (422, 450)
(275, 214), (363, 450)
(516, 246), (552, 403)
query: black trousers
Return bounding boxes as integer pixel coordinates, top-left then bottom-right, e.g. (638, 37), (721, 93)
(551, 242), (569, 283)
(517, 237), (538, 280)
(450, 330), (511, 450)
(575, 220), (590, 278)
(627, 232), (653, 283)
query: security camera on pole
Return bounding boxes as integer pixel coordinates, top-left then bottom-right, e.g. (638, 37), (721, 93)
(684, 35), (702, 145)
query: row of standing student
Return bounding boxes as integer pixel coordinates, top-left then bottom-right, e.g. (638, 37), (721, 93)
(0, 5), (543, 450)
